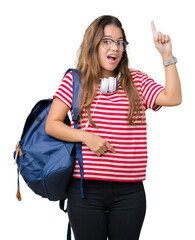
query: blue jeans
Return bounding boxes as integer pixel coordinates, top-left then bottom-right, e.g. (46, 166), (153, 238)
(67, 178), (146, 240)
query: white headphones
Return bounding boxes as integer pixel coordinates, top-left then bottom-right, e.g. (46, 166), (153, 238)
(83, 72), (121, 130)
(100, 72), (121, 94)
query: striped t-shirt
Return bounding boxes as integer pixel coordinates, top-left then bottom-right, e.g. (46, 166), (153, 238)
(54, 69), (164, 182)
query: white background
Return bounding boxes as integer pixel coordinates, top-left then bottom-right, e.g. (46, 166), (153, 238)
(0, 0), (194, 239)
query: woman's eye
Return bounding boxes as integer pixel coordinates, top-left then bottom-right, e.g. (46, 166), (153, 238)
(117, 41), (124, 46)
(104, 40), (112, 45)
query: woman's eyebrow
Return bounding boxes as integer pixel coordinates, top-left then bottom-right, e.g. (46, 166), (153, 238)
(103, 35), (123, 39)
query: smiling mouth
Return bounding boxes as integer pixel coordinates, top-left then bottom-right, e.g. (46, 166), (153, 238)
(107, 55), (117, 62)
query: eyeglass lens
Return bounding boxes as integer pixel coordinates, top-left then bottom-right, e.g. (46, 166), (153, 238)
(101, 39), (127, 51)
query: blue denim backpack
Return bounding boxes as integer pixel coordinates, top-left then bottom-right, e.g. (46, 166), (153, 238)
(14, 69), (84, 206)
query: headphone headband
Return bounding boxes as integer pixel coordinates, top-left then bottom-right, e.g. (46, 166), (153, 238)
(99, 72), (121, 94)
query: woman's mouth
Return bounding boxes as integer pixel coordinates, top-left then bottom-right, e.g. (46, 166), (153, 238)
(107, 54), (118, 63)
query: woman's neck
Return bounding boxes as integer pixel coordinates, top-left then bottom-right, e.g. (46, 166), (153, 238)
(100, 69), (116, 78)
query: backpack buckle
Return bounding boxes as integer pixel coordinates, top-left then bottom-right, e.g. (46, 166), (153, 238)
(72, 115), (79, 124)
(14, 141), (22, 164)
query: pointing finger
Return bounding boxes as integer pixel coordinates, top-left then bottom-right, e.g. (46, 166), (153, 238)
(106, 142), (116, 154)
(151, 21), (157, 39)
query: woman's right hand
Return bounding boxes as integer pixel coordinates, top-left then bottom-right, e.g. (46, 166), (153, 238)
(46, 98), (115, 156)
(81, 131), (115, 157)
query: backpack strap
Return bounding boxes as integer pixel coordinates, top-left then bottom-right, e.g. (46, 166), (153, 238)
(59, 68), (84, 209)
(60, 68), (84, 240)
(67, 68), (84, 198)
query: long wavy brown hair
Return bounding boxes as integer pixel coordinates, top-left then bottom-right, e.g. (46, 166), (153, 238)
(77, 15), (144, 127)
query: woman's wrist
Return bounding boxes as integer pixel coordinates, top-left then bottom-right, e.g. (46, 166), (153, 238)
(161, 53), (174, 62)
(79, 129), (89, 143)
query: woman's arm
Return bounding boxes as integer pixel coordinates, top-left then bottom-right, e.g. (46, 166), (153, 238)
(151, 21), (182, 106)
(45, 98), (115, 156)
(45, 98), (85, 142)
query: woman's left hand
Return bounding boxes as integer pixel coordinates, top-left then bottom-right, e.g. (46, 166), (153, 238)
(151, 21), (173, 60)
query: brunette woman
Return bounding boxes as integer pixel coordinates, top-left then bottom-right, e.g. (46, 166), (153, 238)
(46, 15), (181, 240)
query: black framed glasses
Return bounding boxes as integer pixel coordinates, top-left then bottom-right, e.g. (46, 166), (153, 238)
(100, 38), (129, 51)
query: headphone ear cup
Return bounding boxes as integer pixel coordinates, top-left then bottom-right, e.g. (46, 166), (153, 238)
(108, 77), (116, 93)
(100, 78), (108, 94)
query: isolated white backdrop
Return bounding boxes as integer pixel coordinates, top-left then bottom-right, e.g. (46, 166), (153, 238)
(0, 0), (194, 239)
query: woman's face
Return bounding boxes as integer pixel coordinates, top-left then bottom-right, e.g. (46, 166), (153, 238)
(98, 24), (124, 78)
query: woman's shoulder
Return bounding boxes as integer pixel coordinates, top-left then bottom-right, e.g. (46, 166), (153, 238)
(129, 68), (156, 92)
(129, 68), (149, 79)
(63, 69), (73, 79)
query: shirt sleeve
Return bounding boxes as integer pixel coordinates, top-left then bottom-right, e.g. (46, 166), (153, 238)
(53, 71), (73, 109)
(132, 69), (165, 111)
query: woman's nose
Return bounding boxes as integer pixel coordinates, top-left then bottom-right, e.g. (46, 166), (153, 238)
(110, 41), (118, 51)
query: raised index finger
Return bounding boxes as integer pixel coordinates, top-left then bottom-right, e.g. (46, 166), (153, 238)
(151, 21), (156, 38)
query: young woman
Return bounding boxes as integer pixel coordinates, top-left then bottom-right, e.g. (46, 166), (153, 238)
(46, 15), (182, 240)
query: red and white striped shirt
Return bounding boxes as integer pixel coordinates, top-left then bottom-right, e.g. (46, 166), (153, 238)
(54, 69), (164, 182)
